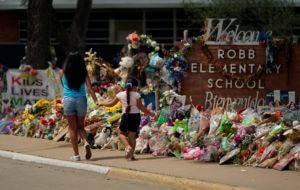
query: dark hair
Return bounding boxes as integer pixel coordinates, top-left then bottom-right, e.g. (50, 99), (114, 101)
(63, 52), (87, 91)
(125, 78), (139, 113)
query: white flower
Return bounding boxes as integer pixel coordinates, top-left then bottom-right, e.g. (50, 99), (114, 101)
(155, 46), (160, 51)
(146, 39), (152, 45)
(184, 43), (191, 48)
(140, 34), (147, 40)
(151, 41), (157, 48)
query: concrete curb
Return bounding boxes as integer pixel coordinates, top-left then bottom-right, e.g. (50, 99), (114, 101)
(0, 150), (252, 190)
(108, 168), (253, 190)
(0, 150), (110, 175)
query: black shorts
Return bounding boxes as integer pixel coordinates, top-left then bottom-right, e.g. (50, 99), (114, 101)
(119, 113), (141, 133)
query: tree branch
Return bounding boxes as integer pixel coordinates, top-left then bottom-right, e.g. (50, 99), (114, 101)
(51, 0), (92, 55)
(50, 6), (71, 55)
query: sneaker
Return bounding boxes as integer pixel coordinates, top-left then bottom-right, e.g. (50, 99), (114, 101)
(85, 144), (92, 160)
(70, 155), (80, 161)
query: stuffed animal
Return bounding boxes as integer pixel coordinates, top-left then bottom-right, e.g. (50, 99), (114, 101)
(114, 56), (134, 80)
(135, 125), (151, 154)
(183, 147), (202, 160)
(173, 119), (189, 134)
(94, 127), (112, 149)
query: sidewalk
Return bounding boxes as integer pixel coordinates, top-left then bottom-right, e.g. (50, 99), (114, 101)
(0, 135), (299, 190)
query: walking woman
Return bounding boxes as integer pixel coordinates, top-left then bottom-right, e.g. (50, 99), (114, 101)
(98, 78), (156, 160)
(62, 52), (98, 161)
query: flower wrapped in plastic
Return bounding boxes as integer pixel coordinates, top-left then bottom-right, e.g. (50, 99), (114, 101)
(217, 112), (234, 136)
(148, 53), (165, 69)
(149, 128), (168, 156)
(34, 99), (50, 112)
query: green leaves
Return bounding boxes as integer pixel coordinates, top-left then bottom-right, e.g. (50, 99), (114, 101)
(184, 0), (299, 37)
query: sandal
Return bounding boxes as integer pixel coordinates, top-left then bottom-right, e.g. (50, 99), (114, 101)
(85, 144), (92, 160)
(125, 146), (132, 159)
(128, 156), (138, 161)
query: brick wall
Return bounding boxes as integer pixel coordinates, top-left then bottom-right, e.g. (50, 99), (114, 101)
(182, 44), (300, 108)
(0, 11), (18, 43)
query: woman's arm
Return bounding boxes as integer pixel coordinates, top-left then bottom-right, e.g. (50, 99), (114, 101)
(85, 75), (97, 103)
(98, 97), (119, 107)
(137, 99), (155, 117)
(58, 69), (64, 78)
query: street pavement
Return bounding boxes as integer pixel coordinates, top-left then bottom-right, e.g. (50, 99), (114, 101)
(0, 157), (179, 190)
(0, 135), (299, 190)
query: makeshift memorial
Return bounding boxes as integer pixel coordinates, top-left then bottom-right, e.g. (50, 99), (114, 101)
(1, 30), (299, 172)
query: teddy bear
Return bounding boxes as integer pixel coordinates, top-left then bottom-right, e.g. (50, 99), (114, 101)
(114, 56), (134, 81)
(135, 125), (151, 154)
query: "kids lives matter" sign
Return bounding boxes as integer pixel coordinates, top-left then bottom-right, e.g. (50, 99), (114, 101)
(5, 69), (62, 112)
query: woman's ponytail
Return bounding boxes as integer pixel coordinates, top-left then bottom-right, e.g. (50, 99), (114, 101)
(125, 78), (139, 114)
(125, 81), (133, 114)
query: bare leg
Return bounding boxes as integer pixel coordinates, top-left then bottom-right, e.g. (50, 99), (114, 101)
(76, 116), (89, 144)
(77, 116), (92, 160)
(128, 131), (137, 160)
(119, 132), (130, 149)
(66, 115), (79, 156)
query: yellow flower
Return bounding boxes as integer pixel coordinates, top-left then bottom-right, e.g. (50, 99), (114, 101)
(28, 114), (34, 121)
(105, 102), (121, 113)
(107, 113), (122, 124)
(25, 119), (30, 126)
(22, 111), (29, 118)
(35, 99), (50, 108)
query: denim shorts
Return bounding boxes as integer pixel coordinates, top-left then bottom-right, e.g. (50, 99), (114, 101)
(63, 96), (87, 116)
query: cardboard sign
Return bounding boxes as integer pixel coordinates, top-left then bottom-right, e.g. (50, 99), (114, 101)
(5, 69), (63, 112)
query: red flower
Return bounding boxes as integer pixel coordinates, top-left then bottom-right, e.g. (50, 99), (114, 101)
(40, 118), (48, 126)
(48, 118), (56, 126)
(56, 112), (63, 120)
(29, 68), (38, 76)
(56, 99), (62, 104)
(129, 33), (140, 42)
(196, 104), (203, 112)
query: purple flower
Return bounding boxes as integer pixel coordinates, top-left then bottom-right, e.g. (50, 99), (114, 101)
(182, 48), (187, 55)
(140, 116), (150, 127)
(164, 113), (170, 119)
